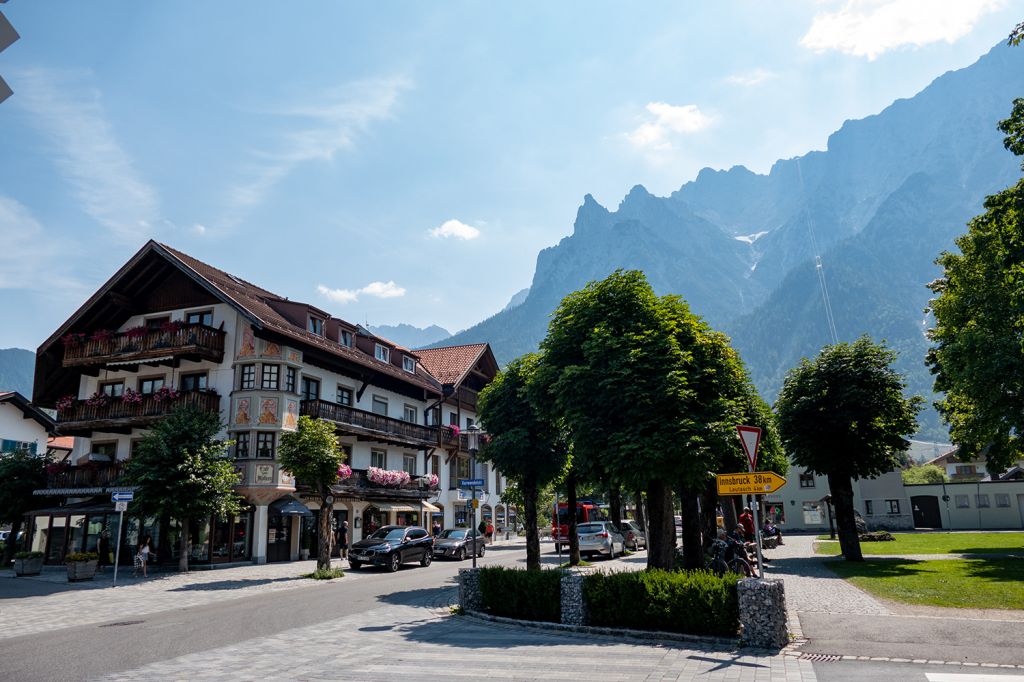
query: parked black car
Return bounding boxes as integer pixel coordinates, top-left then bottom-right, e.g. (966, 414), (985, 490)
(348, 525), (434, 572)
(432, 528), (485, 560)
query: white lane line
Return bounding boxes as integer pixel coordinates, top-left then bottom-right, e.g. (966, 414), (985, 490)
(927, 674), (1024, 681)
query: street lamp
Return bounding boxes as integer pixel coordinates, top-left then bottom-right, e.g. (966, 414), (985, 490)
(466, 424), (480, 568)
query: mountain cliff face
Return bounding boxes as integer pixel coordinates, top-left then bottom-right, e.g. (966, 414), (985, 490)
(368, 324), (451, 349)
(433, 43), (1024, 439)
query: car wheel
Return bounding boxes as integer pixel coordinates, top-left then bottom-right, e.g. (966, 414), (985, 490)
(349, 560), (362, 570)
(387, 553), (401, 573)
(478, 545), (485, 558)
(420, 551), (432, 567)
(457, 547), (467, 561)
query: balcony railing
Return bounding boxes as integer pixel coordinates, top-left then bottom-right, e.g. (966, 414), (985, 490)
(300, 399), (441, 448)
(45, 461), (128, 490)
(62, 323), (226, 368)
(57, 390), (221, 434)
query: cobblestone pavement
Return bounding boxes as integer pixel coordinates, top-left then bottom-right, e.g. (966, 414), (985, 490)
(102, 597), (817, 682)
(0, 558), (369, 641)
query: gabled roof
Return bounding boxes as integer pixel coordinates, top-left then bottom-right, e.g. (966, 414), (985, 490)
(416, 343), (492, 386)
(0, 392), (57, 435)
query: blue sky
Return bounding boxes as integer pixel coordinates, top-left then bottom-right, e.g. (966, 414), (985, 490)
(1, 1), (1022, 349)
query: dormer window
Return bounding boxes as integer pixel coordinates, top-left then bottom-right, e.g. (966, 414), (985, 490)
(308, 317), (324, 336)
(402, 355), (416, 373)
(375, 344), (390, 362)
(340, 330), (353, 347)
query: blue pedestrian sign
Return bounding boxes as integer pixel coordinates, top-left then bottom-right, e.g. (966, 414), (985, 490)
(459, 478), (484, 488)
(111, 491), (134, 502)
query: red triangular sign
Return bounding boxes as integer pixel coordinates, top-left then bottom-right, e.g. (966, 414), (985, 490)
(736, 425), (762, 471)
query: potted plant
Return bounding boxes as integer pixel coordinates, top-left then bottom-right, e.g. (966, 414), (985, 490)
(65, 552), (99, 582)
(14, 551), (44, 576)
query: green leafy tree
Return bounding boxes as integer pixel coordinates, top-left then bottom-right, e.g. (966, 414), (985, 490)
(901, 464), (948, 484)
(538, 270), (751, 570)
(926, 100), (1024, 475)
(478, 353), (568, 570)
(278, 416), (345, 571)
(776, 337), (922, 561)
(0, 450), (49, 566)
(126, 406), (242, 572)
(1010, 20), (1023, 46)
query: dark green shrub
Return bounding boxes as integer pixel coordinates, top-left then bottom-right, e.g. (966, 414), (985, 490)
(477, 566), (561, 622)
(584, 569), (740, 637)
(14, 551), (44, 559)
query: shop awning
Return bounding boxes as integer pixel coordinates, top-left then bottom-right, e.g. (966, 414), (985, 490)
(421, 502), (441, 513)
(373, 503), (417, 513)
(269, 496), (313, 516)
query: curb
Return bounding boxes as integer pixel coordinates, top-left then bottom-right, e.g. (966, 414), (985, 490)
(460, 609), (784, 652)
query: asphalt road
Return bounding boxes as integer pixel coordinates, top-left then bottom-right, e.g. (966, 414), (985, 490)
(814, 660), (1024, 681)
(0, 545), (527, 682)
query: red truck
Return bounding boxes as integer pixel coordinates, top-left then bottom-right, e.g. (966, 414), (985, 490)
(552, 500), (606, 553)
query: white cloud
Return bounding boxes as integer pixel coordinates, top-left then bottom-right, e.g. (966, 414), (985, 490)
(226, 76), (411, 222)
(13, 68), (159, 240)
(193, 223), (207, 236)
(801, 0), (1004, 60)
(626, 102), (713, 151)
(725, 68), (778, 87)
(317, 280), (406, 304)
(0, 196), (85, 294)
(428, 219), (480, 240)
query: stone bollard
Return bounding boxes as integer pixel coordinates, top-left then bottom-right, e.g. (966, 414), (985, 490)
(737, 578), (789, 649)
(560, 572), (587, 625)
(458, 567), (483, 612)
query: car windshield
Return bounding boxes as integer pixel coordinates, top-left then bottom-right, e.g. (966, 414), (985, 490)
(369, 528), (407, 541)
(439, 529), (467, 539)
(577, 523), (604, 534)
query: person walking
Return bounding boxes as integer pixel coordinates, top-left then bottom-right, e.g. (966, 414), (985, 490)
(133, 535), (152, 578)
(97, 530), (110, 573)
(738, 507), (755, 543)
(338, 521), (349, 559)
(431, 521), (441, 537)
(477, 519), (487, 545)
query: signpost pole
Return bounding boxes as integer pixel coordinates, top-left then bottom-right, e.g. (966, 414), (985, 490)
(471, 487), (477, 569)
(113, 507), (124, 586)
(749, 462), (765, 578)
(110, 491), (133, 586)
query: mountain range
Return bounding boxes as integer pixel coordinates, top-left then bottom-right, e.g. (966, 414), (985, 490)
(429, 42), (1024, 441)
(367, 324), (451, 349)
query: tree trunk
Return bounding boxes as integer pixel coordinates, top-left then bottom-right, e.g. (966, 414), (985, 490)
(1, 517), (22, 567)
(634, 489), (647, 532)
(179, 517), (190, 573)
(523, 474), (541, 571)
(608, 486), (622, 527)
(828, 472), (863, 561)
(566, 472), (580, 565)
(679, 484), (703, 570)
(318, 495), (334, 570)
(646, 478), (676, 570)
(700, 477), (718, 551)
(721, 495), (738, 532)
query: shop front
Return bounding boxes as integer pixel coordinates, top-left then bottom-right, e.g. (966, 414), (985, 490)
(266, 496), (311, 562)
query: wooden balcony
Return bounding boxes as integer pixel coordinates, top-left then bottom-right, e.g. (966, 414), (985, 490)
(300, 399), (442, 449)
(62, 323), (226, 368)
(40, 461), (129, 494)
(57, 390), (222, 435)
(321, 468), (437, 501)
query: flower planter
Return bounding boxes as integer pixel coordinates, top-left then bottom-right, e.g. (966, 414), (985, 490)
(14, 556), (43, 576)
(66, 559), (98, 582)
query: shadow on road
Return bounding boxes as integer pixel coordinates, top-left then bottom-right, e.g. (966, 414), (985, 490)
(168, 576), (306, 592)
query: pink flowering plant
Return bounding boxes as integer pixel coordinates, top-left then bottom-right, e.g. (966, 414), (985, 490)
(61, 333), (86, 347)
(90, 329), (115, 343)
(123, 326), (147, 339)
(367, 466), (411, 487)
(85, 391), (109, 408)
(56, 395), (76, 412)
(122, 388), (142, 405)
(426, 473), (439, 488)
(336, 463), (353, 481)
(152, 386), (179, 403)
(444, 424), (461, 440)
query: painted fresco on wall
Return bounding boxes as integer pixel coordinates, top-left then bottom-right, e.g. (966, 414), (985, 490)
(235, 398), (251, 425)
(283, 400), (298, 430)
(238, 326), (256, 358)
(279, 469), (294, 486)
(258, 398), (279, 425)
(287, 349), (301, 364)
(261, 341), (282, 358)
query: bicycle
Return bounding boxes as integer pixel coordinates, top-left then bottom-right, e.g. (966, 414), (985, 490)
(706, 538), (756, 578)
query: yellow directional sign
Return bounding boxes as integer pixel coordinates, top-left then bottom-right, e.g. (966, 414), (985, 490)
(716, 471), (787, 495)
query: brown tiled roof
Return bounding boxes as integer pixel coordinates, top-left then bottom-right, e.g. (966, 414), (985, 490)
(48, 436), (75, 450)
(0, 392), (57, 434)
(416, 344), (489, 386)
(155, 242), (442, 395)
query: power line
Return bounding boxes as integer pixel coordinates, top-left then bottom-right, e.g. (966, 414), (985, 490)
(795, 160), (839, 345)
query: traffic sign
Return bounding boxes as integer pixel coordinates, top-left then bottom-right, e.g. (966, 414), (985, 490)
(736, 425), (762, 471)
(459, 478), (484, 487)
(716, 471), (787, 496)
(114, 500), (128, 512)
(111, 491), (134, 502)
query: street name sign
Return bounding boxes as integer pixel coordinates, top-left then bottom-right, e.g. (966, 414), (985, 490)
(459, 479), (484, 488)
(111, 491), (134, 502)
(716, 471), (787, 496)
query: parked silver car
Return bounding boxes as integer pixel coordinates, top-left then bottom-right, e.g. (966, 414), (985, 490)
(577, 521), (625, 559)
(616, 520), (646, 551)
(432, 528), (485, 561)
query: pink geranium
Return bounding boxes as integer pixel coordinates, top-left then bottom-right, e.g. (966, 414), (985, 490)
(367, 466), (411, 487)
(336, 463), (353, 481)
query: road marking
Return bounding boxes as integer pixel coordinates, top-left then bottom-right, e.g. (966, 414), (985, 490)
(926, 674), (1024, 681)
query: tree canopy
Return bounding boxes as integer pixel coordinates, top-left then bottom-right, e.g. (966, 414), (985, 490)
(0, 449), (48, 564)
(926, 100), (1024, 474)
(901, 463), (948, 485)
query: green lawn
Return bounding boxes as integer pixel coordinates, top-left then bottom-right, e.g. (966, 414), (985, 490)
(826, 558), (1024, 609)
(814, 532), (1024, 556)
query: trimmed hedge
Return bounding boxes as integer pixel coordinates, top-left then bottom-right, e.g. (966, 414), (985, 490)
(583, 569), (740, 637)
(478, 566), (561, 623)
